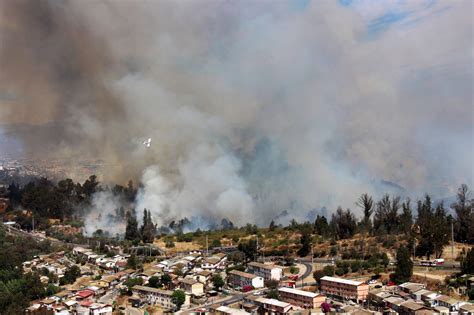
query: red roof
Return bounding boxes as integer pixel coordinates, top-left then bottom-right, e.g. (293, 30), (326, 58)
(80, 300), (93, 307)
(76, 289), (94, 298)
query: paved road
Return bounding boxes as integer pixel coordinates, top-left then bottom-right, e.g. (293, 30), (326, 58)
(2, 223), (90, 248)
(99, 289), (119, 304)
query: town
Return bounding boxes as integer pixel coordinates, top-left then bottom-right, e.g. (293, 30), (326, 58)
(5, 221), (474, 315)
(0, 179), (472, 314)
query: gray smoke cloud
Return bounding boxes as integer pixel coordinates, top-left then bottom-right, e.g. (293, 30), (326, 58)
(1, 0), (472, 227)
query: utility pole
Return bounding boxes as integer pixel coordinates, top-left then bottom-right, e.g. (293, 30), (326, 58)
(311, 246), (314, 264)
(32, 214), (34, 233)
(206, 235), (209, 257)
(256, 235), (259, 262)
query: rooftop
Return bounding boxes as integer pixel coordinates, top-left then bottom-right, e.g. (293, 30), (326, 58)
(435, 295), (459, 305)
(216, 305), (251, 315)
(320, 276), (365, 286)
(278, 287), (320, 298)
(256, 297), (292, 308)
(229, 270), (259, 279)
(132, 285), (173, 296)
(248, 261), (283, 270)
(401, 300), (425, 311)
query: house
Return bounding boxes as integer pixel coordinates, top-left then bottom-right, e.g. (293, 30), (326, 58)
(368, 289), (393, 306)
(195, 270), (212, 284)
(435, 295), (462, 312)
(214, 305), (251, 315)
(399, 282), (425, 294)
(88, 303), (112, 315)
(201, 254), (227, 270)
(247, 262), (283, 281)
(278, 287), (325, 309)
(412, 289), (439, 307)
(180, 278), (204, 296)
(227, 270), (264, 289)
(75, 289), (95, 302)
(384, 296), (406, 313)
(131, 285), (177, 310)
(459, 302), (474, 314)
(254, 297), (294, 314)
(399, 300), (427, 315)
(320, 276), (369, 302)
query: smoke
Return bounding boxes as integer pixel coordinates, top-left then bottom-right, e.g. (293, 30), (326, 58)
(83, 191), (126, 237)
(0, 0), (472, 228)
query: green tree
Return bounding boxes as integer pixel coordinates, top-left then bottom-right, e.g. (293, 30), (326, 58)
(313, 270), (325, 284)
(297, 228), (312, 257)
(125, 212), (139, 242)
(392, 247), (413, 284)
(238, 239), (257, 262)
(141, 209), (156, 243)
(127, 254), (139, 269)
(212, 274), (225, 290)
(356, 193), (374, 235)
(172, 289), (186, 310)
(452, 184), (474, 244)
(267, 289), (279, 299)
(161, 273), (172, 287)
(211, 239), (221, 248)
(461, 247), (474, 274)
(314, 215), (330, 237)
(399, 199), (413, 235)
(61, 265), (81, 285)
(148, 276), (160, 288)
(322, 265), (335, 276)
(330, 207), (357, 239)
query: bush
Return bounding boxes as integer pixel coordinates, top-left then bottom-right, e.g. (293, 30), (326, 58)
(289, 266), (299, 274)
(323, 265), (335, 276)
(350, 260), (361, 273)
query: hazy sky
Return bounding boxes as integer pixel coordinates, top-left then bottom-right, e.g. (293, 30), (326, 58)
(0, 0), (472, 225)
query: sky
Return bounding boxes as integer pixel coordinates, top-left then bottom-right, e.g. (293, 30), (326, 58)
(0, 0), (472, 226)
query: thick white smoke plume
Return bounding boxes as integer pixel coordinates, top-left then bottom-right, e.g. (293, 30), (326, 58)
(135, 146), (254, 227)
(0, 0), (472, 230)
(83, 191), (126, 236)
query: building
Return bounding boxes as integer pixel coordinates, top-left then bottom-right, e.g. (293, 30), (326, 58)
(180, 278), (204, 296)
(214, 305), (251, 315)
(399, 282), (425, 294)
(320, 276), (369, 302)
(201, 254), (227, 270)
(247, 262), (283, 281)
(434, 295), (462, 312)
(254, 297), (294, 314)
(459, 302), (474, 314)
(227, 270), (264, 289)
(278, 287), (326, 309)
(399, 300), (427, 315)
(131, 285), (176, 310)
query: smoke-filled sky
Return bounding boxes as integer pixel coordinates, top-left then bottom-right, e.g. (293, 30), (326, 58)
(0, 0), (473, 227)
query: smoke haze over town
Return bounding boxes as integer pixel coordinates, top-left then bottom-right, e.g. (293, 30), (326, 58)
(0, 0), (472, 228)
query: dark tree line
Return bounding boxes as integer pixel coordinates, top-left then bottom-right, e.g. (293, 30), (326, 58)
(308, 184), (473, 258)
(125, 209), (157, 244)
(5, 175), (137, 229)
